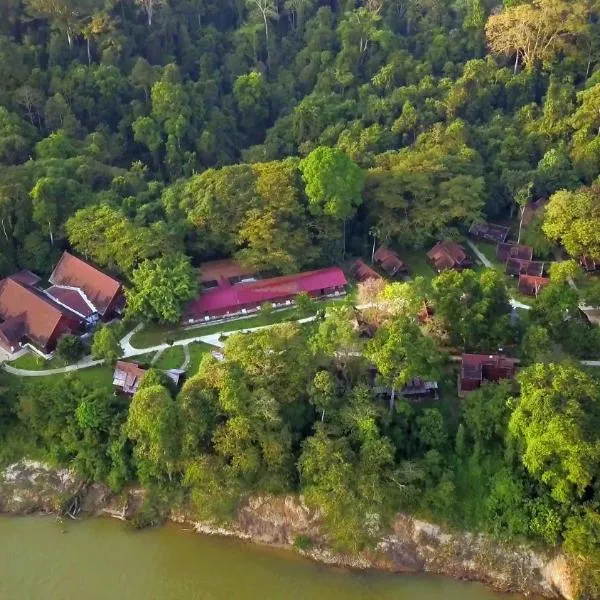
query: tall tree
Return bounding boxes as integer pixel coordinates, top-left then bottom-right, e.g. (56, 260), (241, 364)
(300, 146), (365, 257)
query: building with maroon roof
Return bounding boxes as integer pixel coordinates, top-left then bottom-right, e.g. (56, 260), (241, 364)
(469, 221), (509, 243)
(184, 266), (347, 323)
(459, 353), (517, 397)
(0, 277), (82, 354)
(427, 240), (472, 272)
(373, 247), (408, 277)
(496, 243), (534, 263)
(518, 274), (550, 297)
(350, 259), (381, 282)
(48, 251), (123, 322)
(506, 258), (545, 278)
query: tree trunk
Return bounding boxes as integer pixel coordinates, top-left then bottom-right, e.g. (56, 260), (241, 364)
(371, 234), (376, 263)
(86, 37), (91, 65)
(321, 409), (325, 422)
(66, 29), (73, 48)
(1, 218), (8, 240)
(517, 206), (525, 245)
(514, 50), (519, 75)
(48, 222), (54, 246)
(262, 12), (270, 65)
(389, 386), (395, 412)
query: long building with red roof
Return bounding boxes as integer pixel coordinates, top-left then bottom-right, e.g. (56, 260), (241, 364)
(184, 266), (347, 323)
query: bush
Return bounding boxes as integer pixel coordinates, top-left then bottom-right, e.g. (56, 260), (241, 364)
(56, 334), (85, 363)
(293, 535), (314, 552)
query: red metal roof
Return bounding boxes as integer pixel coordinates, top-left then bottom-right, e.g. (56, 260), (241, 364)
(185, 267), (347, 319)
(49, 251), (122, 316)
(0, 278), (81, 349)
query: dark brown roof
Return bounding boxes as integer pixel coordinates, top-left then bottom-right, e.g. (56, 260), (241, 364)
(113, 361), (147, 395)
(461, 354), (517, 380)
(522, 198), (547, 227)
(9, 270), (41, 287)
(496, 243), (534, 263)
(373, 247), (407, 276)
(506, 258), (545, 277)
(0, 316), (25, 349)
(427, 240), (471, 271)
(350, 259), (381, 282)
(581, 256), (600, 272)
(469, 222), (509, 243)
(198, 259), (256, 286)
(0, 278), (81, 349)
(518, 275), (550, 297)
(49, 252), (122, 317)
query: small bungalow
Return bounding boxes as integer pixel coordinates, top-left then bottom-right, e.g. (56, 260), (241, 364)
(469, 221), (509, 244)
(373, 247), (408, 277)
(427, 240), (472, 272)
(113, 360), (186, 396)
(400, 378), (439, 401)
(459, 353), (517, 397)
(506, 258), (545, 278)
(518, 274), (550, 297)
(580, 256), (600, 273)
(350, 259), (382, 282)
(496, 243), (533, 263)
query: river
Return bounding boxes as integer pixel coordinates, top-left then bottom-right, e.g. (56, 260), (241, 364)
(0, 516), (522, 600)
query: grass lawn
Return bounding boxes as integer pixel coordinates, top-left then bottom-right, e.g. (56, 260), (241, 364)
(154, 346), (186, 370)
(400, 250), (437, 284)
(472, 241), (501, 267)
(72, 364), (115, 391)
(187, 342), (215, 376)
(130, 299), (344, 349)
(10, 353), (68, 371)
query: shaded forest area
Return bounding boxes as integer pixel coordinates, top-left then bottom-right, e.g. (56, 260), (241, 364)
(0, 0), (599, 281)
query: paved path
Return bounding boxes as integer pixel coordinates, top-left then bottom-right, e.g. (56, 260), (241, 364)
(181, 344), (191, 371)
(151, 348), (164, 365)
(2, 356), (105, 377)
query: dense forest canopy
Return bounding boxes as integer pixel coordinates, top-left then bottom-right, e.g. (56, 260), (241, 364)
(2, 0), (600, 598)
(0, 0), (599, 278)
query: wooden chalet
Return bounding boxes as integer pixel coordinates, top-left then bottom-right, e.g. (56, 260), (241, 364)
(506, 258), (545, 278)
(113, 361), (186, 396)
(427, 240), (472, 272)
(459, 353), (517, 397)
(580, 256), (600, 273)
(496, 243), (533, 263)
(518, 274), (550, 297)
(350, 259), (382, 282)
(373, 247), (408, 277)
(469, 221), (509, 243)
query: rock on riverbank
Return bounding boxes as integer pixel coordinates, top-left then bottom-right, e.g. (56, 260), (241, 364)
(0, 461), (574, 599)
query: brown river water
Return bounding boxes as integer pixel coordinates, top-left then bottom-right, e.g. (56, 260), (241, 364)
(0, 516), (523, 600)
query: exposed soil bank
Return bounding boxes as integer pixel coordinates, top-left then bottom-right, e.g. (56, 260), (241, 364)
(0, 461), (574, 600)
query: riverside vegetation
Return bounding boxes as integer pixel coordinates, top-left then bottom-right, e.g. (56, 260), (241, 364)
(1, 0), (600, 598)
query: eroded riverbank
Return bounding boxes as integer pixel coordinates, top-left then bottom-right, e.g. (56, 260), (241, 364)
(0, 461), (574, 599)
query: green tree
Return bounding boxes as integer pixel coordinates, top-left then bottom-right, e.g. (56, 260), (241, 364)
(126, 384), (180, 484)
(300, 147), (365, 256)
(126, 254), (197, 324)
(509, 363), (600, 504)
(56, 334), (85, 363)
(91, 323), (122, 363)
